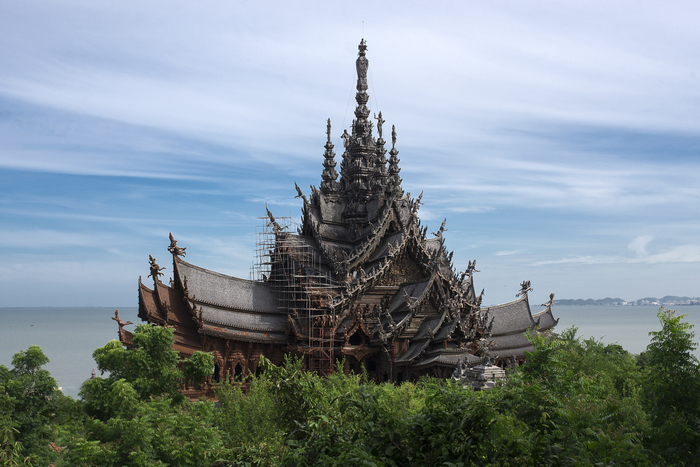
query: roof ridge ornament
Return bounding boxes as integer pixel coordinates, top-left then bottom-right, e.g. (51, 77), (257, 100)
(265, 204), (284, 233)
(516, 280), (533, 298)
(168, 232), (186, 257)
(541, 292), (555, 308)
(432, 218), (447, 237)
(148, 255), (165, 280)
(294, 181), (309, 205)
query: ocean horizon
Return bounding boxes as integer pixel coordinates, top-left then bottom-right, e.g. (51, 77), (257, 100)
(2, 305), (699, 399)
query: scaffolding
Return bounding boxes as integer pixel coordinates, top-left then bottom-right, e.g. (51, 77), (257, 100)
(251, 216), (342, 375)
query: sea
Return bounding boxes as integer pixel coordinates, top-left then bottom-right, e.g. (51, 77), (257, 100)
(2, 305), (700, 399)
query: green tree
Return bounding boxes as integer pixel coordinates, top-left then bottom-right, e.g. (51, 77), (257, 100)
(82, 324), (213, 418)
(63, 324), (223, 466)
(0, 345), (65, 465)
(642, 307), (700, 464)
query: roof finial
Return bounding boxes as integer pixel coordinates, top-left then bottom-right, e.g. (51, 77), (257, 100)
(374, 111), (385, 139)
(321, 118), (339, 194)
(387, 125), (402, 195)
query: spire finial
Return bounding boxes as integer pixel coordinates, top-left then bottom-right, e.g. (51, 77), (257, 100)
(321, 119), (339, 194)
(374, 111), (385, 139)
(357, 39), (368, 85)
(387, 125), (402, 195)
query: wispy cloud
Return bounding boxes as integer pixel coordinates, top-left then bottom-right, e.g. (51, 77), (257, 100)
(533, 243), (700, 267)
(643, 245), (700, 264)
(2, 1), (700, 306)
(495, 250), (524, 257)
(0, 229), (104, 249)
(629, 235), (653, 256)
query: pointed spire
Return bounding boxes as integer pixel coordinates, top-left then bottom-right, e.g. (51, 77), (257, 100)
(354, 38), (370, 121)
(339, 38), (377, 209)
(321, 118), (339, 193)
(372, 111), (388, 190)
(387, 125), (403, 195)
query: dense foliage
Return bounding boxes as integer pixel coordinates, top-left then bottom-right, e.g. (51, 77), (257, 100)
(2, 308), (700, 466)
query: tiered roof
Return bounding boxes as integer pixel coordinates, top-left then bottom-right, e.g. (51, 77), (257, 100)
(125, 39), (557, 381)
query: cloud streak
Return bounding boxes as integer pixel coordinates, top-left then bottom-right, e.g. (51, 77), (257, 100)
(1, 1), (699, 306)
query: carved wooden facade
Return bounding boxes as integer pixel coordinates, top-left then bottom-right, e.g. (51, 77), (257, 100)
(123, 39), (558, 398)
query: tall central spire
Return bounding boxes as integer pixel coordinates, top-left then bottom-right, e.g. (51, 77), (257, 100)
(355, 39), (370, 122)
(339, 39), (378, 211)
(317, 38), (402, 235)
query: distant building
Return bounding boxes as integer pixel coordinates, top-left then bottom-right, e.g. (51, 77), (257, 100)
(117, 39), (557, 398)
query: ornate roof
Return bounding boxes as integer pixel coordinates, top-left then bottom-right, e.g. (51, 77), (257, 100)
(125, 39), (558, 381)
(482, 294), (537, 336)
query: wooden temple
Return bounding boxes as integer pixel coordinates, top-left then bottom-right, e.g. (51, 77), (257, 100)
(118, 39), (558, 398)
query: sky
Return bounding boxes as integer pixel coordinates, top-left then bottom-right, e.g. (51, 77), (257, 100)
(1, 0), (699, 307)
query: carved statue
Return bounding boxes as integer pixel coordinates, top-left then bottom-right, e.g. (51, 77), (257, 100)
(294, 181), (308, 205)
(148, 255), (165, 279)
(432, 218), (447, 237)
(466, 260), (480, 276)
(168, 232), (186, 257)
(451, 357), (469, 381)
(516, 280), (533, 298)
(356, 39), (368, 90)
(326, 118), (332, 143)
(391, 125), (397, 148)
(266, 205), (283, 232)
(112, 310), (133, 329)
(374, 111), (385, 139)
(478, 338), (493, 366)
(541, 292), (555, 308)
(341, 129), (350, 149)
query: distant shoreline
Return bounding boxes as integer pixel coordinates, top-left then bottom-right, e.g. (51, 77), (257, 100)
(554, 303), (699, 307)
(554, 296), (699, 307)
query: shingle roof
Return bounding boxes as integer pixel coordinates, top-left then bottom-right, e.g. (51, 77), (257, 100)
(533, 306), (559, 331)
(396, 338), (431, 363)
(175, 258), (278, 312)
(198, 303), (288, 332)
(413, 351), (481, 369)
(483, 294), (537, 336)
(200, 323), (287, 344)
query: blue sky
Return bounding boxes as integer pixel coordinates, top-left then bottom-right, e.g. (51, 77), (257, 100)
(1, 0), (699, 307)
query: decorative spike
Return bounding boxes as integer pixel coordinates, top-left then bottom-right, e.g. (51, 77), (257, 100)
(387, 125), (403, 195)
(321, 119), (339, 193)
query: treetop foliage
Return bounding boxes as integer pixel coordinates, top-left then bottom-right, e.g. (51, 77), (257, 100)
(2, 309), (700, 466)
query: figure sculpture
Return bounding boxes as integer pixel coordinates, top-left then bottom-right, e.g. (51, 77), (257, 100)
(516, 280), (532, 297)
(148, 255), (165, 279)
(374, 111), (385, 139)
(112, 309), (133, 330)
(168, 232), (186, 257)
(541, 292), (555, 308)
